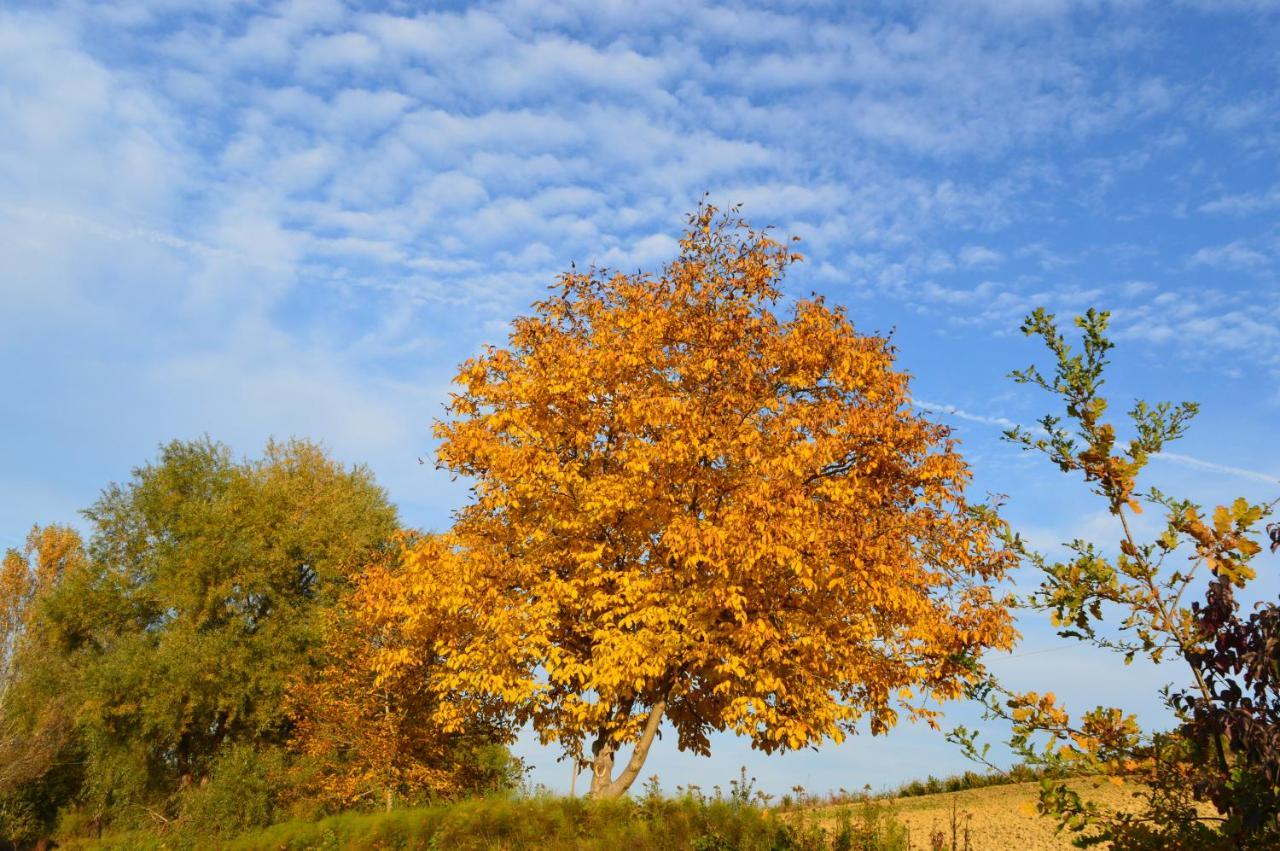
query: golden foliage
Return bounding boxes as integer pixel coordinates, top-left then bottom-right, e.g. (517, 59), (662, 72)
(1, 526), (85, 793)
(387, 205), (1016, 795)
(287, 533), (514, 810)
(2, 525), (85, 690)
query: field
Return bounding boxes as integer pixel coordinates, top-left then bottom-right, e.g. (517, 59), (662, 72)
(819, 780), (1147, 851)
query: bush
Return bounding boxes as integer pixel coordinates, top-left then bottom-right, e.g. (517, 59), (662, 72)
(175, 745), (288, 838)
(890, 764), (1046, 799)
(0, 793), (42, 851)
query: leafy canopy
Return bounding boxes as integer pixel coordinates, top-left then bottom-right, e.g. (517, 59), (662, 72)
(391, 205), (1017, 798)
(40, 437), (398, 821)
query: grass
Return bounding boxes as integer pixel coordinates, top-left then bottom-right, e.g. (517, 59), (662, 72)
(59, 769), (1195, 851)
(65, 792), (909, 850)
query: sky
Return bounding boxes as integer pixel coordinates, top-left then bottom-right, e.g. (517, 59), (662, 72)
(2, 0), (1278, 797)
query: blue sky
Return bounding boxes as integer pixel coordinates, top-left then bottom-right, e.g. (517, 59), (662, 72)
(2, 0), (1278, 796)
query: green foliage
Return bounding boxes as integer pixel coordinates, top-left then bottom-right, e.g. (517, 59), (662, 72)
(2, 437), (530, 848)
(0, 781), (54, 849)
(1, 527), (90, 845)
(1008, 308), (1197, 507)
(6, 438), (399, 840)
(466, 743), (529, 799)
(176, 744), (289, 837)
(890, 765), (1047, 799)
(828, 800), (907, 851)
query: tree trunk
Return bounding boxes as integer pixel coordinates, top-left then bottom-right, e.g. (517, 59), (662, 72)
(588, 700), (666, 799)
(384, 687), (394, 812)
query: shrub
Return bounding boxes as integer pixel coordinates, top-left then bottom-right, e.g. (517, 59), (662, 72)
(176, 745), (289, 838)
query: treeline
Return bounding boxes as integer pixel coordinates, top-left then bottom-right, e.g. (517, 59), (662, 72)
(0, 439), (519, 848)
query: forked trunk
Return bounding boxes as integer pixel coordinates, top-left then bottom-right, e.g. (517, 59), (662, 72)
(588, 700), (666, 799)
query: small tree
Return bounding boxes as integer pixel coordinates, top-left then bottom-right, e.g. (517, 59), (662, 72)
(0, 527), (86, 846)
(952, 308), (1279, 848)
(287, 532), (519, 812)
(407, 205), (1017, 798)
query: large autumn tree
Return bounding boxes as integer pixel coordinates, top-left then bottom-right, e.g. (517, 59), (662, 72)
(400, 205), (1017, 798)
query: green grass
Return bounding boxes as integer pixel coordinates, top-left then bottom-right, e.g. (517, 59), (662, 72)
(66, 793), (908, 851)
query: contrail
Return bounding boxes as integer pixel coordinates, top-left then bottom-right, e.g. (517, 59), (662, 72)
(912, 399), (1278, 486)
(1151, 452), (1279, 485)
(911, 399), (1020, 431)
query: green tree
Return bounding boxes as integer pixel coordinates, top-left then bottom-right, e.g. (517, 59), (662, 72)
(38, 437), (398, 829)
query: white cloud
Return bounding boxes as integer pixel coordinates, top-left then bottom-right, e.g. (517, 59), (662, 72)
(919, 280), (1002, 304)
(1189, 240), (1271, 270)
(913, 397), (1278, 487)
(296, 31), (382, 78)
(958, 244), (1004, 268)
(479, 37), (673, 101)
(1199, 186), (1280, 215)
(0, 14), (187, 216)
(596, 232), (679, 270)
(912, 399), (1021, 430)
(154, 322), (422, 457)
(1177, 0), (1280, 12)
(1122, 280), (1156, 297)
(326, 88), (413, 134)
(357, 8), (513, 62)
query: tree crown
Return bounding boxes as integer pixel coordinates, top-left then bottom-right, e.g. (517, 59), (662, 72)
(400, 206), (1017, 796)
